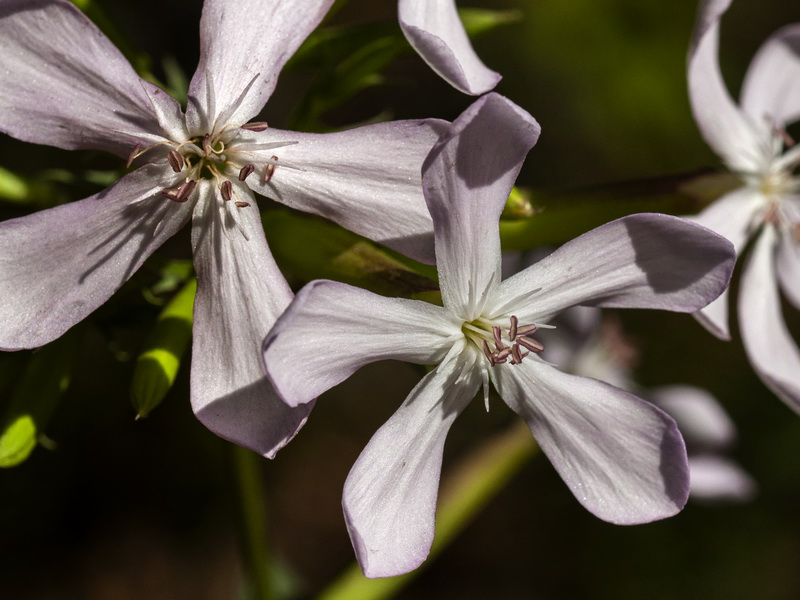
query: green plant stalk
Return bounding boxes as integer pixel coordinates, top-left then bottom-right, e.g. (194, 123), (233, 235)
(234, 444), (275, 600)
(317, 420), (538, 600)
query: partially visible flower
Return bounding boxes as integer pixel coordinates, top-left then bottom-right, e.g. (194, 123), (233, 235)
(262, 93), (736, 577)
(688, 0), (800, 411)
(541, 305), (756, 503)
(0, 0), (445, 456)
(399, 0), (501, 95)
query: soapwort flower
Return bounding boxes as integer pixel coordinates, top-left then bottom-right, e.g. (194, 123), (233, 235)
(688, 0), (800, 411)
(0, 0), (444, 456)
(399, 0), (501, 95)
(262, 93), (736, 577)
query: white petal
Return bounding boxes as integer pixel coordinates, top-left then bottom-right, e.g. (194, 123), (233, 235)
(688, 455), (757, 503)
(687, 0), (762, 171)
(738, 225), (800, 413)
(398, 0), (501, 95)
(776, 224), (800, 310)
(263, 280), (455, 408)
(422, 94), (540, 318)
(689, 187), (764, 339)
(741, 24), (800, 129)
(497, 214), (735, 324)
(185, 0), (334, 134)
(190, 185), (311, 458)
(492, 360), (689, 524)
(648, 385), (736, 450)
(0, 0), (180, 156)
(0, 165), (191, 350)
(343, 348), (480, 578)
(241, 119), (446, 264)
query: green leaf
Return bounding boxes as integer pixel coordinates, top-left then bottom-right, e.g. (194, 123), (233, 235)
(0, 330), (81, 467)
(131, 279), (196, 418)
(459, 7), (524, 37)
(263, 209), (438, 299)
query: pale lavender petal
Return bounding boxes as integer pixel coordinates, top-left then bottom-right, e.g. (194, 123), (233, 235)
(241, 119), (447, 264)
(398, 0), (501, 95)
(497, 214), (735, 324)
(738, 225), (800, 413)
(423, 93), (540, 318)
(0, 0), (181, 156)
(648, 385), (736, 450)
(185, 0), (334, 134)
(776, 223), (800, 310)
(741, 24), (800, 129)
(263, 280), (455, 408)
(688, 455), (757, 502)
(343, 348), (480, 578)
(190, 184), (312, 458)
(492, 360), (689, 524)
(0, 165), (191, 350)
(688, 0), (761, 171)
(690, 187), (763, 340)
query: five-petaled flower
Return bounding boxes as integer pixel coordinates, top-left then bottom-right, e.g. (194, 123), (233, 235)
(262, 93), (736, 577)
(687, 0), (800, 411)
(0, 0), (446, 457)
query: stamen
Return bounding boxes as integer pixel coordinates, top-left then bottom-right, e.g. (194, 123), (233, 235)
(167, 149), (184, 173)
(263, 156), (279, 183)
(481, 340), (495, 365)
(516, 324), (538, 336)
(202, 133), (212, 155)
(241, 121), (269, 132)
(175, 180), (197, 202)
(509, 315), (518, 341)
(238, 164), (256, 181)
(126, 144), (143, 168)
(235, 201), (250, 208)
(510, 344), (526, 365)
(220, 180), (233, 202)
(492, 326), (506, 349)
(495, 347), (512, 362)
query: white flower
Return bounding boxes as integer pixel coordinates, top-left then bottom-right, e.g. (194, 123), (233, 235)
(262, 93), (736, 577)
(0, 0), (444, 456)
(688, 0), (800, 411)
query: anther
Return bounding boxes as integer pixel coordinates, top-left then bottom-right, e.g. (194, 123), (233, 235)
(126, 144), (143, 168)
(492, 326), (506, 349)
(202, 133), (212, 155)
(235, 201), (251, 208)
(516, 324), (538, 336)
(510, 344), (528, 365)
(517, 336), (544, 353)
(509, 315), (518, 341)
(238, 164), (256, 181)
(263, 156), (279, 183)
(241, 121), (269, 132)
(167, 149), (184, 173)
(482, 340), (495, 365)
(175, 180), (197, 202)
(220, 180), (233, 202)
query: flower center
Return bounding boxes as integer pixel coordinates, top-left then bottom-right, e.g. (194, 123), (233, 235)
(462, 315), (546, 366)
(126, 121), (279, 208)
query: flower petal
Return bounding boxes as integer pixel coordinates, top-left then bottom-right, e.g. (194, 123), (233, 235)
(687, 0), (761, 171)
(241, 119), (447, 264)
(689, 187), (763, 339)
(0, 0), (180, 156)
(741, 24), (800, 129)
(398, 0), (501, 95)
(422, 93), (540, 318)
(738, 225), (800, 413)
(498, 214), (735, 324)
(0, 165), (191, 350)
(342, 347), (480, 578)
(185, 0), (334, 134)
(776, 222), (800, 311)
(492, 360), (689, 524)
(190, 184), (312, 457)
(263, 280), (455, 408)
(688, 455), (757, 502)
(648, 385), (736, 451)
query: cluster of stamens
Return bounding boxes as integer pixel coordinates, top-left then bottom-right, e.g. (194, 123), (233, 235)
(463, 315), (545, 366)
(126, 121), (279, 208)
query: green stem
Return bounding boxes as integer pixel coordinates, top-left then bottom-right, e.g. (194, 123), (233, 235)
(233, 444), (274, 600)
(317, 420), (538, 600)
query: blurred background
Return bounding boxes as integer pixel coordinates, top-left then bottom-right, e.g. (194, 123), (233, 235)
(2, 0), (800, 598)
